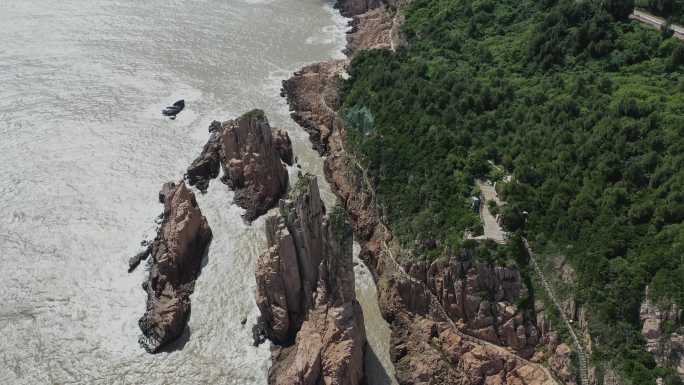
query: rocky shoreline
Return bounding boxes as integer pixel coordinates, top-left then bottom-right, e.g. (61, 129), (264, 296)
(281, 0), (574, 383)
(129, 110), (293, 354)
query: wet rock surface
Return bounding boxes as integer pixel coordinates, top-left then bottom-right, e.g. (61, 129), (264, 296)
(186, 120), (223, 192)
(255, 173), (366, 385)
(136, 181), (212, 353)
(186, 110), (292, 222)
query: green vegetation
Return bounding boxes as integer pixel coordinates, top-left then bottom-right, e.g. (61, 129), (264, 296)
(341, 0), (684, 382)
(329, 204), (353, 244)
(240, 108), (266, 121)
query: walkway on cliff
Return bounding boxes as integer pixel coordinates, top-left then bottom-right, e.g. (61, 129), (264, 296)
(467, 180), (507, 244)
(346, 154), (561, 384)
(631, 9), (684, 40)
(523, 238), (590, 385)
(333, 8), (682, 385)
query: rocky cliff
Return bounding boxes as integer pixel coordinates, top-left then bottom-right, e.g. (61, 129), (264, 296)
(255, 173), (366, 385)
(280, 0), (401, 156)
(280, 1), (566, 383)
(640, 288), (684, 378)
(404, 255), (540, 358)
(136, 181), (212, 353)
(281, 61), (346, 156)
(186, 110), (293, 222)
(378, 272), (556, 385)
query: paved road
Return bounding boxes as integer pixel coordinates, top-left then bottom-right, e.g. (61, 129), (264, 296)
(631, 9), (684, 40)
(475, 180), (506, 243)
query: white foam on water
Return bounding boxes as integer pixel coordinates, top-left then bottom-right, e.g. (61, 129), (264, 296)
(0, 0), (365, 384)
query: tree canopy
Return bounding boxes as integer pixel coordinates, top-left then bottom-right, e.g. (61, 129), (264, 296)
(341, 0), (684, 382)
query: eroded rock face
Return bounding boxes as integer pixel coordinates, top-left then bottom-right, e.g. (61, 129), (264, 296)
(186, 110), (292, 222)
(186, 120), (223, 192)
(640, 288), (684, 377)
(137, 181), (212, 353)
(255, 174), (366, 385)
(404, 257), (540, 358)
(345, 6), (399, 55)
(281, 61), (346, 156)
(378, 274), (556, 385)
(283, 1), (559, 383)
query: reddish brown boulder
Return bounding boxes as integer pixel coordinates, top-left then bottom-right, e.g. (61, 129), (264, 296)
(137, 181), (212, 353)
(186, 110), (292, 222)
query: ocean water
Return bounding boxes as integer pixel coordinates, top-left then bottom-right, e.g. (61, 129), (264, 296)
(0, 0), (393, 384)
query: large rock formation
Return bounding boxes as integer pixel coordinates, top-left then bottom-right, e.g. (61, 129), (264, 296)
(255, 174), (366, 385)
(378, 274), (556, 385)
(280, 0), (403, 156)
(640, 288), (684, 378)
(136, 181), (212, 353)
(186, 110), (293, 222)
(403, 254), (541, 358)
(281, 61), (346, 156)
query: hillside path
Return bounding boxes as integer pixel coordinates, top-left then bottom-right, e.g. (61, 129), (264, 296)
(631, 9), (684, 40)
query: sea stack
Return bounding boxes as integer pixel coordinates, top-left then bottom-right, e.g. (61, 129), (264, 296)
(254, 173), (366, 385)
(187, 110), (293, 222)
(137, 181), (212, 353)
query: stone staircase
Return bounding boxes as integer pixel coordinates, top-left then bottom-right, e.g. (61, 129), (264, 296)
(523, 238), (590, 385)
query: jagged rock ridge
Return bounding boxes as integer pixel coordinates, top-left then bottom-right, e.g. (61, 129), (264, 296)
(186, 109), (293, 222)
(135, 181), (212, 353)
(404, 255), (540, 358)
(378, 273), (556, 385)
(255, 173), (366, 385)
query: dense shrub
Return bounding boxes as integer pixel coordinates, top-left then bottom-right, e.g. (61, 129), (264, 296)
(342, 0), (684, 382)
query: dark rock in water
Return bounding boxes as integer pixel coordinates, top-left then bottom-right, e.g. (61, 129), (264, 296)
(137, 180), (212, 353)
(158, 181), (177, 203)
(186, 110), (293, 222)
(272, 127), (294, 166)
(128, 245), (152, 273)
(186, 121), (222, 193)
(162, 99), (185, 117)
(252, 319), (267, 347)
(240, 316), (248, 325)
